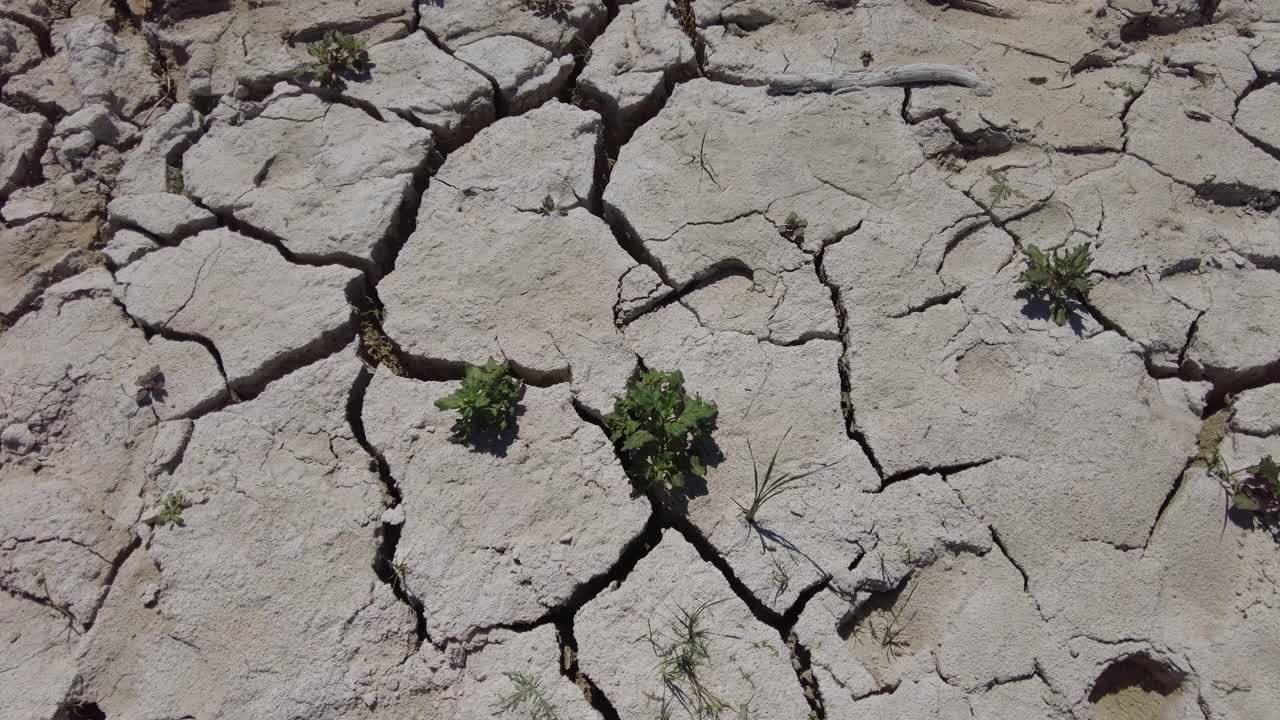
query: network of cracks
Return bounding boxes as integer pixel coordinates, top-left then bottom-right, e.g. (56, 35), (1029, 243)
(1, 0), (1279, 719)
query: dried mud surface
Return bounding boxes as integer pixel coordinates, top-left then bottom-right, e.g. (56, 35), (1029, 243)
(2, 1), (1279, 719)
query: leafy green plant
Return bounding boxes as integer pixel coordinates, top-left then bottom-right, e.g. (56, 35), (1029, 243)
(537, 193), (568, 217)
(779, 212), (807, 244)
(434, 358), (525, 439)
(734, 428), (815, 523)
(1018, 243), (1096, 326)
(307, 31), (368, 87)
(606, 370), (718, 490)
(155, 491), (189, 527)
(134, 365), (166, 407)
(1212, 453), (1280, 514)
(986, 168), (1026, 206)
(496, 671), (561, 720)
(646, 599), (732, 719)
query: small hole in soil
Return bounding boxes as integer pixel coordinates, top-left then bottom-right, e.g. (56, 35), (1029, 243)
(1088, 655), (1187, 720)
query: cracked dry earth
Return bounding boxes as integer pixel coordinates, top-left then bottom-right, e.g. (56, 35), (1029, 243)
(3, 0), (1280, 719)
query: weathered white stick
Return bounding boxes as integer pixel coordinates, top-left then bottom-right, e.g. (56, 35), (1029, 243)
(767, 63), (993, 96)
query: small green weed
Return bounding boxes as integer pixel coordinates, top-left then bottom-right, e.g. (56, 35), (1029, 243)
(677, 128), (720, 189)
(856, 582), (917, 662)
(735, 427), (814, 523)
(155, 491), (189, 527)
(986, 168), (1026, 206)
(496, 671), (561, 720)
(134, 365), (166, 407)
(1018, 243), (1096, 326)
(646, 599), (733, 719)
(307, 31), (368, 87)
(1105, 79), (1140, 98)
(1212, 453), (1280, 514)
(537, 193), (567, 217)
(779, 212), (807, 245)
(606, 370), (718, 490)
(767, 552), (791, 605)
(435, 358), (525, 439)
(38, 576), (81, 640)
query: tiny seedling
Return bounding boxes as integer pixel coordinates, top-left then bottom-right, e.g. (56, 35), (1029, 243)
(1018, 242), (1096, 326)
(1213, 453), (1280, 514)
(306, 31), (368, 87)
(537, 193), (567, 217)
(38, 575), (81, 641)
(496, 671), (561, 720)
(780, 212), (808, 244)
(434, 358), (525, 439)
(155, 491), (189, 527)
(859, 582), (917, 662)
(986, 168), (1026, 207)
(391, 556), (412, 588)
(676, 127), (720, 189)
(767, 552), (791, 605)
(1105, 79), (1140, 98)
(734, 427), (815, 523)
(646, 599), (731, 719)
(606, 369), (718, 490)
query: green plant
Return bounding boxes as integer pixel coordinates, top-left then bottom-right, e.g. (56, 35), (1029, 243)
(856, 582), (917, 662)
(646, 599), (732, 719)
(779, 212), (807, 244)
(676, 127), (720, 189)
(434, 358), (525, 439)
(537, 193), (568, 217)
(1018, 243), (1096, 326)
(1105, 79), (1140, 98)
(986, 168), (1026, 206)
(1213, 453), (1280, 514)
(496, 671), (560, 720)
(37, 575), (81, 640)
(734, 427), (815, 523)
(134, 365), (166, 407)
(155, 491), (189, 527)
(606, 370), (718, 490)
(307, 31), (367, 87)
(767, 552), (791, 605)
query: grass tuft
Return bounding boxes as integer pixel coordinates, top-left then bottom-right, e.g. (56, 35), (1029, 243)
(495, 671), (561, 720)
(734, 427), (814, 524)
